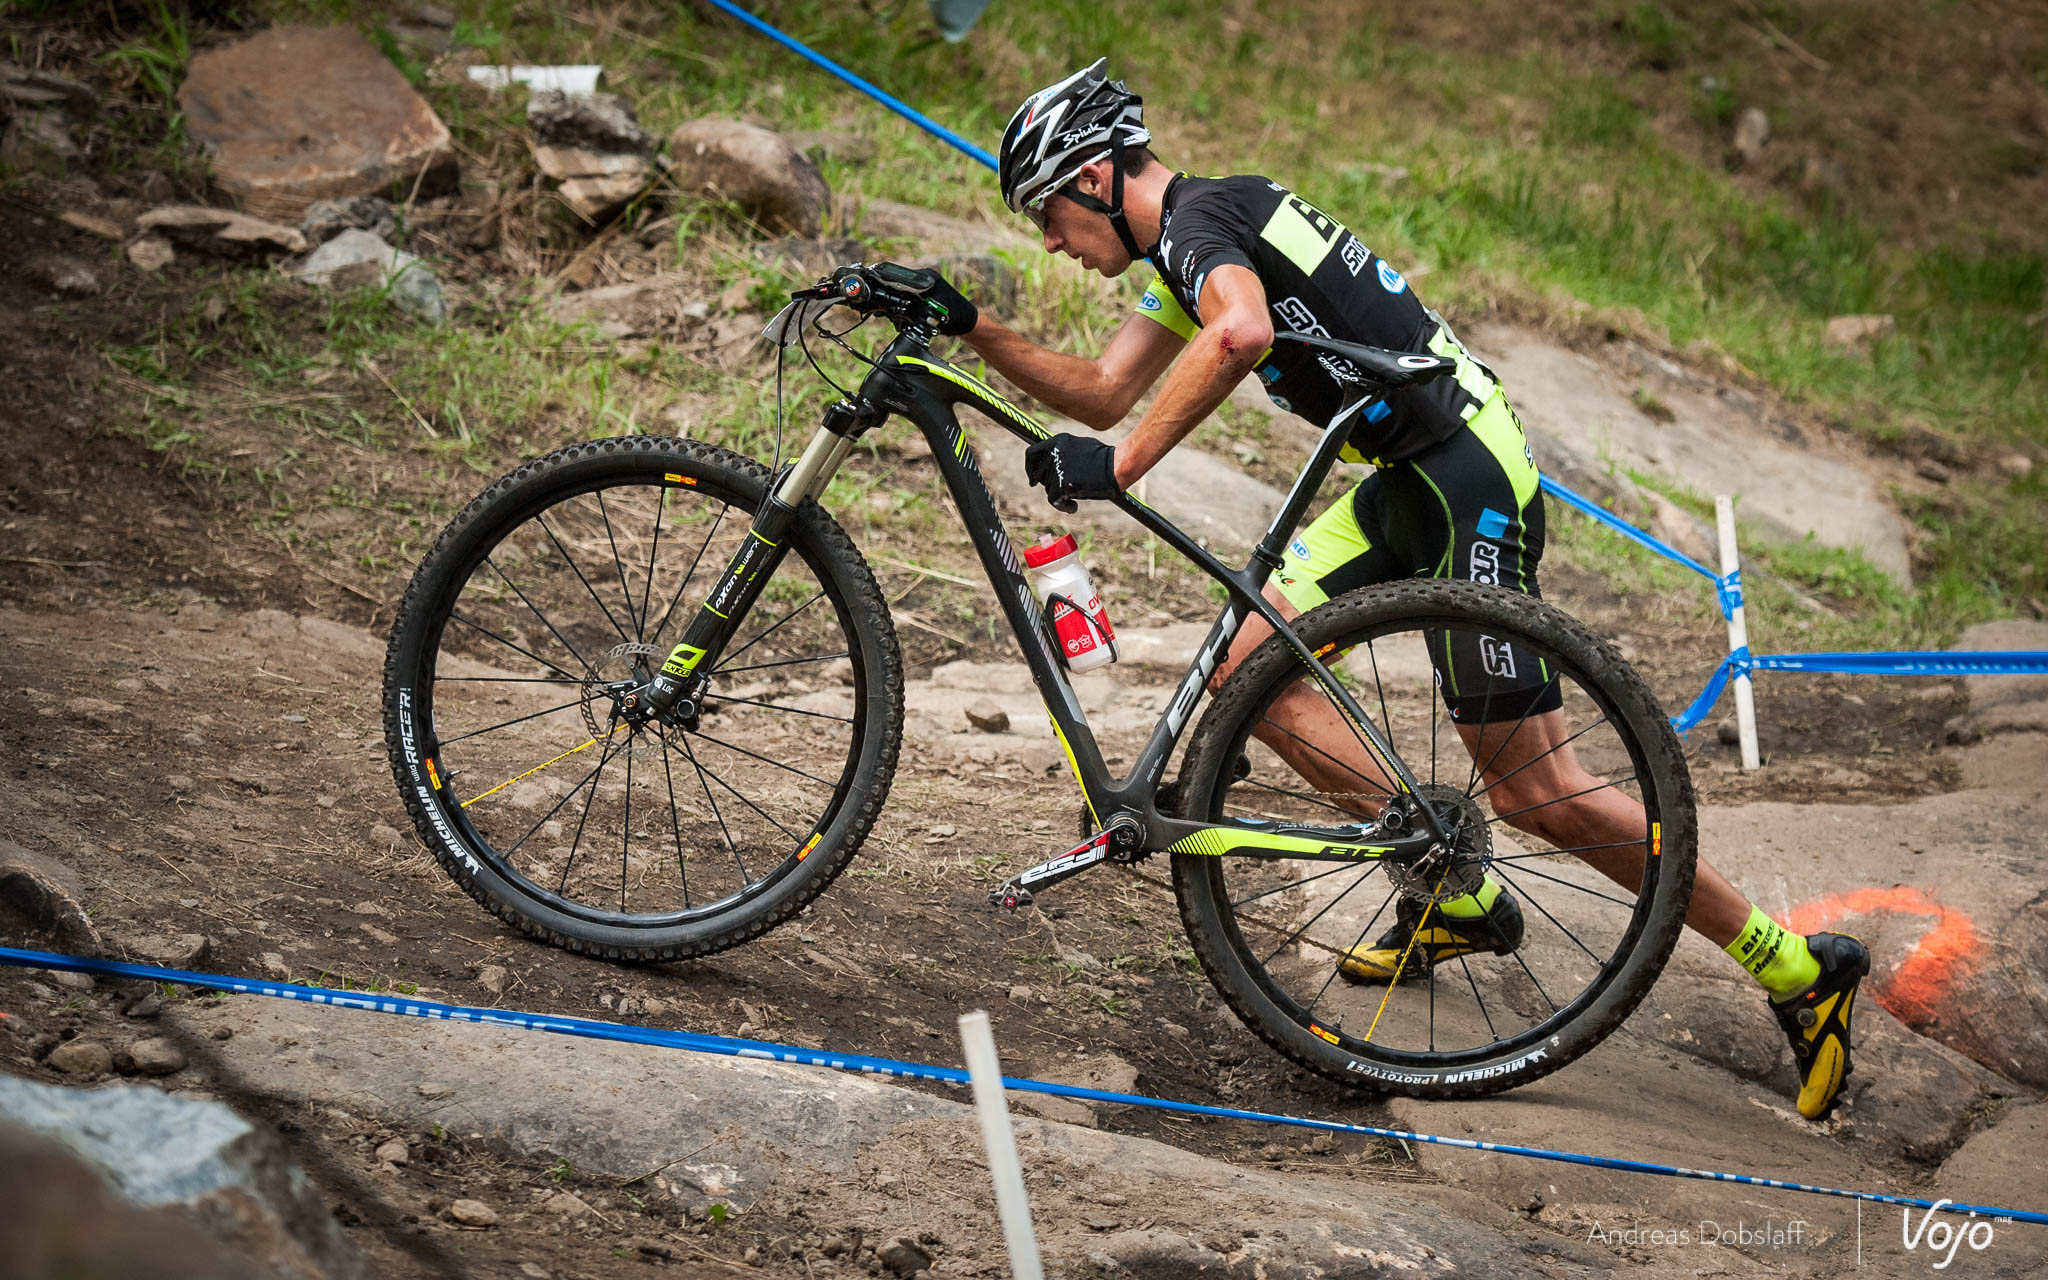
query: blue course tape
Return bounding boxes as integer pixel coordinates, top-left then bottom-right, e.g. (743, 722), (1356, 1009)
(699, 0), (1000, 172)
(3, 945), (2042, 1227)
(1538, 476), (1721, 583)
(1670, 648), (2048, 733)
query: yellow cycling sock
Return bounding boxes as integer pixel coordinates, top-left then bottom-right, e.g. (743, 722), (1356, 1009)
(1725, 905), (1822, 998)
(1438, 876), (1502, 920)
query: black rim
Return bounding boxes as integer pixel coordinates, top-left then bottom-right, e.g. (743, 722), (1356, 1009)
(405, 456), (869, 930)
(1203, 605), (1670, 1072)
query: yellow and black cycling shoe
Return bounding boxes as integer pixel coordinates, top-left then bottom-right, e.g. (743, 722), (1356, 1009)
(1339, 890), (1524, 984)
(1770, 932), (1871, 1121)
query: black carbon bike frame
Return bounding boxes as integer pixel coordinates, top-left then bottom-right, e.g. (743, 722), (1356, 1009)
(634, 326), (1458, 894)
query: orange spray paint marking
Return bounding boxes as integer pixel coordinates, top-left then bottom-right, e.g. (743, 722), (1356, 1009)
(1781, 886), (1983, 1031)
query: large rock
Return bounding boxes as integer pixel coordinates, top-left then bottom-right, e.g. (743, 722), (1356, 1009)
(668, 119), (830, 236)
(136, 204), (307, 258)
(2, 61), (99, 113)
(1467, 320), (1913, 583)
(0, 1123), (267, 1279)
(166, 997), (1626, 1277)
(0, 1076), (364, 1279)
(1944, 619), (2048, 740)
(291, 228), (444, 323)
(177, 26), (457, 221)
(1731, 106), (1771, 168)
(526, 89), (654, 221)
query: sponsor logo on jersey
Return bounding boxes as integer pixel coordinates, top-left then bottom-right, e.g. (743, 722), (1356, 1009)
(1267, 394), (1293, 412)
(1377, 259), (1408, 294)
(1341, 237), (1369, 276)
(1469, 541), (1502, 585)
(1290, 537), (1311, 560)
(1480, 634), (1517, 678)
(1138, 291), (1163, 312)
(1271, 296), (1328, 336)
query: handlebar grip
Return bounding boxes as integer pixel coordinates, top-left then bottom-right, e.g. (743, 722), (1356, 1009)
(1050, 496), (1078, 515)
(872, 262), (938, 294)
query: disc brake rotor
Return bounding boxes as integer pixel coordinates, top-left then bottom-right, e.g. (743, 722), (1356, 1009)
(1384, 781), (1493, 904)
(581, 642), (664, 756)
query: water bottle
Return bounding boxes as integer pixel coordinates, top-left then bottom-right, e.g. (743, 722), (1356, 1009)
(1023, 533), (1117, 673)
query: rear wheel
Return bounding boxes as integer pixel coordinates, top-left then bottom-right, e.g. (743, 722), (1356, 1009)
(383, 436), (903, 960)
(1172, 579), (1695, 1097)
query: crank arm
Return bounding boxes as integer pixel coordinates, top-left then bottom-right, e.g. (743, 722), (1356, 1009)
(990, 829), (1116, 909)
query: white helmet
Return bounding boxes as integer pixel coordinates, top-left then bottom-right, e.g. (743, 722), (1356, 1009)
(997, 58), (1150, 215)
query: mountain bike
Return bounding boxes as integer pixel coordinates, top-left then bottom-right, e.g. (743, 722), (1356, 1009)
(382, 262), (1697, 1099)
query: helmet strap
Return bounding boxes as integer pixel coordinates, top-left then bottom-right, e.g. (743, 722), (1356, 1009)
(1060, 143), (1148, 262)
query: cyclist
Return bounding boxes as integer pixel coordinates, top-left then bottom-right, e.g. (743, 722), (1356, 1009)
(914, 59), (1869, 1121)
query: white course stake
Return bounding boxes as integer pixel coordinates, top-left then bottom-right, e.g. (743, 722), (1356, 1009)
(1715, 496), (1761, 771)
(958, 1011), (1045, 1280)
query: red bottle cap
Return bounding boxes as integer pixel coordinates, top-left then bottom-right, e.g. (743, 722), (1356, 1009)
(1022, 533), (1079, 568)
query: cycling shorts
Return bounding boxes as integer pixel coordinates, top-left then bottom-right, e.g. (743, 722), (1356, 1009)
(1272, 391), (1563, 725)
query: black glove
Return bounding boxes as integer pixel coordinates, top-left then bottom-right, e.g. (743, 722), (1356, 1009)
(919, 271), (978, 336)
(1024, 432), (1121, 512)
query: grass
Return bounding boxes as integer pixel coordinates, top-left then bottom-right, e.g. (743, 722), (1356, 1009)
(67, 0), (2048, 647)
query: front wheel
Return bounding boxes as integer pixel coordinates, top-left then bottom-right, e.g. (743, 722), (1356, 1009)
(1172, 579), (1696, 1098)
(383, 436), (903, 961)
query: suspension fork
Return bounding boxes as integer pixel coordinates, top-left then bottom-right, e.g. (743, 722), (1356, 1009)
(632, 400), (877, 718)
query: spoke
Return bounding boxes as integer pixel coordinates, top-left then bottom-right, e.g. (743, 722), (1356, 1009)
(1429, 654), (1440, 788)
(1364, 639), (1398, 781)
(1454, 950), (1500, 1041)
(537, 512), (632, 645)
(1229, 860), (1362, 909)
(435, 675), (585, 685)
(620, 731), (634, 911)
(1500, 859), (1643, 910)
(497, 746), (615, 857)
(1427, 928), (1438, 1052)
(1469, 714), (1613, 803)
(668, 733), (804, 848)
(1232, 774), (1370, 820)
(1258, 861), (1382, 969)
(655, 722), (692, 909)
(687, 729), (836, 787)
(1469, 673), (1561, 794)
(1304, 885), (1399, 1019)
(559, 730), (624, 895)
(1256, 714), (1396, 805)
(649, 507), (729, 648)
(1510, 946), (1560, 1014)
(678, 733), (749, 883)
(448, 611), (585, 684)
(596, 489), (643, 640)
(485, 555), (594, 674)
(1464, 662), (1501, 796)
(1486, 775), (1638, 828)
(436, 695), (587, 747)
(1492, 863), (1607, 966)
(708, 693), (854, 725)
(713, 589), (827, 672)
(1492, 838), (1648, 861)
(715, 652), (851, 676)
(639, 484), (668, 641)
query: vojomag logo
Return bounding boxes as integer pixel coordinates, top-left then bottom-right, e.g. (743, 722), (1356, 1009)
(1900, 1202), (1998, 1270)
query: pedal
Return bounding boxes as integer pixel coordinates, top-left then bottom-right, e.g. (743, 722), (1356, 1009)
(989, 881), (1034, 910)
(987, 829), (1115, 909)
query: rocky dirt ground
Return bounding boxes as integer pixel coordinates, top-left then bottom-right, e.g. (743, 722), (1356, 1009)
(5, 7), (2048, 1274)
(4, 194), (2048, 1278)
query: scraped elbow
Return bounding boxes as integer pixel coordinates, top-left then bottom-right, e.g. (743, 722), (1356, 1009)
(1215, 318), (1273, 371)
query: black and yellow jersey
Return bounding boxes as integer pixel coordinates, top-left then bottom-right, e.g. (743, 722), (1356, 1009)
(1138, 172), (1502, 465)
